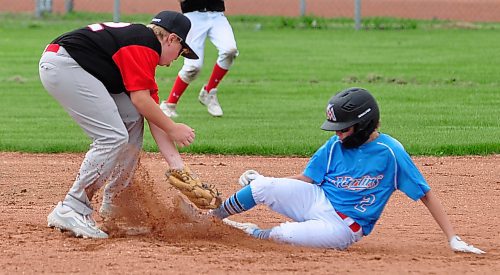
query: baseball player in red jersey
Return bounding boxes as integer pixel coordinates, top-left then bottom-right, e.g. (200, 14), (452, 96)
(39, 11), (199, 238)
(160, 0), (238, 117)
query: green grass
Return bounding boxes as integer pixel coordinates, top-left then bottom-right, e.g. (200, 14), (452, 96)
(0, 13), (499, 156)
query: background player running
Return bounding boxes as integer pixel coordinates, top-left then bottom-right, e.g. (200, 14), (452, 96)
(210, 87), (485, 254)
(160, 0), (238, 117)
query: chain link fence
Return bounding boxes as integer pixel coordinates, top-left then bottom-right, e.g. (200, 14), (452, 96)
(1, 0), (500, 23)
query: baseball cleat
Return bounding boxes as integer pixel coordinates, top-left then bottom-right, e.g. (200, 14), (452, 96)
(198, 86), (223, 117)
(47, 201), (108, 239)
(160, 101), (179, 118)
(222, 218), (259, 235)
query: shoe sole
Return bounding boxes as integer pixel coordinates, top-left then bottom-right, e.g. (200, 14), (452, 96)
(208, 109), (223, 117)
(48, 213), (86, 238)
(160, 110), (179, 118)
(198, 100), (223, 117)
(47, 213), (108, 239)
(198, 94), (224, 117)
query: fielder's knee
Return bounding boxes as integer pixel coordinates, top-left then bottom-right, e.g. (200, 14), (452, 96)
(217, 48), (238, 69)
(95, 128), (129, 150)
(179, 66), (201, 83)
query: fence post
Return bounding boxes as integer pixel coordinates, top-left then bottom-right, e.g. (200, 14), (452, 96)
(354, 0), (361, 30)
(299, 0), (306, 16)
(45, 0), (53, 13)
(113, 0), (121, 22)
(35, 0), (42, 18)
(65, 0), (74, 13)
(35, 0), (52, 18)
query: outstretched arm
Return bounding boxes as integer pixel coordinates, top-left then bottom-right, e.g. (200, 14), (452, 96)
(420, 190), (455, 239)
(420, 189), (485, 254)
(149, 123), (184, 170)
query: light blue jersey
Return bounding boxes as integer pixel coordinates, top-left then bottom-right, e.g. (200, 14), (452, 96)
(303, 133), (430, 236)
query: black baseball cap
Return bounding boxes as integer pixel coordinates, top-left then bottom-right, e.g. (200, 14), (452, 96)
(151, 10), (199, 59)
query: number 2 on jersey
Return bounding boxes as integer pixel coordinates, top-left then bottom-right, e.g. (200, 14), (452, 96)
(355, 194), (376, 212)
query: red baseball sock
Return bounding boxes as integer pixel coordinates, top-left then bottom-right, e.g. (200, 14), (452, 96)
(166, 76), (189, 104)
(205, 63), (228, 92)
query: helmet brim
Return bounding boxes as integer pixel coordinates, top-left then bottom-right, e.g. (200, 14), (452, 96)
(320, 120), (355, 131)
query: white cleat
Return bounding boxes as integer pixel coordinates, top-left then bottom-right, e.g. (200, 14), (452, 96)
(160, 101), (179, 118)
(222, 218), (259, 235)
(198, 86), (223, 117)
(47, 201), (108, 239)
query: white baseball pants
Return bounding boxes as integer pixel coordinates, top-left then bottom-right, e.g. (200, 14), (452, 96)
(179, 11), (238, 82)
(250, 177), (363, 249)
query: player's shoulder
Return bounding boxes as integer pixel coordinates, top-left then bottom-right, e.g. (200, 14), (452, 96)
(127, 23), (154, 35)
(372, 133), (406, 152)
(317, 135), (341, 152)
(326, 135), (342, 146)
(123, 24), (160, 48)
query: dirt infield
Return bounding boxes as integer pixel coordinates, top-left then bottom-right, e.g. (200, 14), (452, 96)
(3, 0), (500, 22)
(0, 152), (498, 273)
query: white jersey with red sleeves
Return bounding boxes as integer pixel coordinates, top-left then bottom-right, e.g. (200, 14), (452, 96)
(303, 133), (431, 235)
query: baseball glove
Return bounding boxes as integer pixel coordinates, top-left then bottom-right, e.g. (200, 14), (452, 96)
(166, 165), (222, 209)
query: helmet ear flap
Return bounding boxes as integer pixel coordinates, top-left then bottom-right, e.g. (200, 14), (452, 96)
(341, 119), (378, 148)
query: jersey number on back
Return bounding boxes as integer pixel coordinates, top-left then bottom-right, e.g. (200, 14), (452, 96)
(87, 22), (131, 32)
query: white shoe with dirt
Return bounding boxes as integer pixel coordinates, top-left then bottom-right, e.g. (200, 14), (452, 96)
(160, 101), (179, 118)
(47, 201), (108, 239)
(198, 86), (223, 117)
(222, 218), (260, 235)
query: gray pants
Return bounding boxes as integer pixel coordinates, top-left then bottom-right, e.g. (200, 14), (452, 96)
(39, 46), (143, 215)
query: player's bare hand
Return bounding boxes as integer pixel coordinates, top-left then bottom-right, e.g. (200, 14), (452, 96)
(449, 235), (485, 254)
(169, 123), (195, 148)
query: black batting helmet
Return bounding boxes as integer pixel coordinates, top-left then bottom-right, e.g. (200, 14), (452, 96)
(321, 87), (380, 147)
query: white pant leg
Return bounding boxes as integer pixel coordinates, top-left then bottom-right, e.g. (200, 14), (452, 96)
(250, 177), (356, 249)
(102, 93), (144, 205)
(207, 12), (238, 70)
(39, 47), (129, 215)
(179, 12), (211, 83)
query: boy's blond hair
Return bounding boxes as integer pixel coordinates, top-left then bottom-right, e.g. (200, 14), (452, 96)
(147, 24), (171, 40)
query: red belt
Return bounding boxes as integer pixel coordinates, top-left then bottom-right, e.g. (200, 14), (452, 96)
(44, 44), (60, 53)
(336, 211), (362, 233)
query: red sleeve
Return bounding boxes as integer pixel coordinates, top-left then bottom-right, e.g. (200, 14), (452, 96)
(112, 45), (160, 103)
